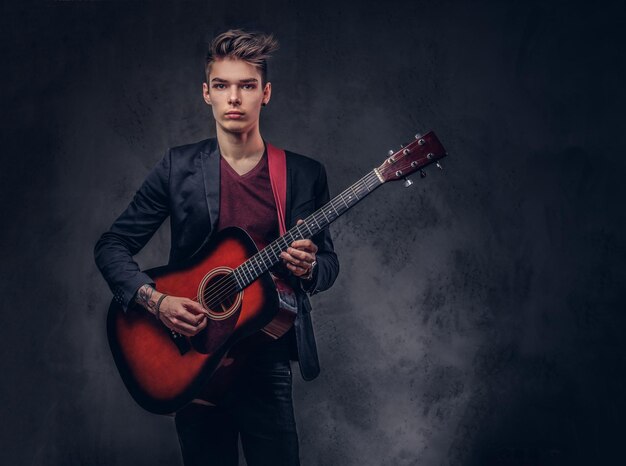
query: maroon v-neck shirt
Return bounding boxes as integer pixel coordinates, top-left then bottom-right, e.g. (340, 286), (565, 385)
(216, 149), (279, 250)
(216, 149), (293, 361)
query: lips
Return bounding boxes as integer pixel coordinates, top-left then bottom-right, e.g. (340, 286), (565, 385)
(225, 112), (244, 117)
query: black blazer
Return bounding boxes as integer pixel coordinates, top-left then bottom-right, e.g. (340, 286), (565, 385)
(94, 138), (339, 380)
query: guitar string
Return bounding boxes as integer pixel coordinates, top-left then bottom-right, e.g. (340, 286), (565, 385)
(200, 149), (429, 305)
(199, 170), (383, 309)
(199, 170), (382, 309)
(198, 169), (383, 306)
(200, 165), (395, 309)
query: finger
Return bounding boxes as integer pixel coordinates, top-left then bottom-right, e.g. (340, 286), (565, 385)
(175, 306), (205, 326)
(184, 299), (209, 316)
(167, 318), (199, 336)
(286, 248), (315, 264)
(290, 239), (318, 252)
(191, 313), (206, 326)
(287, 247), (313, 261)
(280, 251), (307, 267)
(279, 251), (294, 264)
(197, 316), (208, 331)
(180, 315), (207, 334)
(285, 262), (300, 275)
(285, 262), (307, 276)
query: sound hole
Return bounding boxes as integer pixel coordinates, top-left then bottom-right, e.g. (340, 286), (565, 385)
(204, 274), (235, 313)
(198, 267), (243, 321)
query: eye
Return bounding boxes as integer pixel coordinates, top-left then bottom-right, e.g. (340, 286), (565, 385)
(241, 84), (256, 90)
(212, 83), (226, 89)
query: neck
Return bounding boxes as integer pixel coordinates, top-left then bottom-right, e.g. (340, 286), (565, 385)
(216, 126), (265, 161)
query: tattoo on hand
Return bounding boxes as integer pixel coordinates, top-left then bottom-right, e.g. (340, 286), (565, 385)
(135, 284), (159, 314)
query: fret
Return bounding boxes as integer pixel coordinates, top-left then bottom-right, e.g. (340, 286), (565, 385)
(232, 269), (243, 290)
(266, 247), (276, 264)
(305, 218), (317, 236)
(372, 174), (382, 187)
(349, 185), (360, 200)
(253, 255), (263, 272)
(320, 209), (330, 223)
(311, 214), (322, 230)
(339, 192), (349, 208)
(330, 201), (340, 216)
(293, 224), (304, 240)
(257, 249), (267, 271)
(237, 265), (248, 285)
(234, 266), (244, 285)
(258, 249), (270, 269)
(303, 220), (313, 236)
(292, 227), (304, 241)
(279, 235), (290, 251)
(248, 261), (258, 279)
(275, 240), (283, 252)
(243, 263), (254, 282)
(269, 242), (281, 261)
(247, 259), (255, 276)
(254, 258), (263, 275)
(240, 263), (249, 283)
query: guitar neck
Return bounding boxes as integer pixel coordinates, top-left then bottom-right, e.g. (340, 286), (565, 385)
(232, 169), (383, 289)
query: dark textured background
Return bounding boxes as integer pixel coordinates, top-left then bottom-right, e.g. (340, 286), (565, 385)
(2, 0), (625, 465)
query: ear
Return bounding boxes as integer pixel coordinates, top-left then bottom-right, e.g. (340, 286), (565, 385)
(202, 82), (212, 106)
(262, 82), (272, 106)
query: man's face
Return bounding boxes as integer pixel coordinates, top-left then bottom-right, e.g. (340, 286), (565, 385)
(202, 58), (271, 135)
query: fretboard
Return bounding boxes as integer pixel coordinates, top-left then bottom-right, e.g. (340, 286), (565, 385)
(231, 169), (383, 290)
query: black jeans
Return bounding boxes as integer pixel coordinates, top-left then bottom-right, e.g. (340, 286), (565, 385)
(174, 339), (300, 466)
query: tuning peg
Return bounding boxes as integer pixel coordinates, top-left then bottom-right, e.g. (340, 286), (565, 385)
(420, 170), (426, 178)
(403, 177), (413, 188)
(436, 162), (443, 170)
(414, 133), (422, 139)
(388, 150), (394, 156)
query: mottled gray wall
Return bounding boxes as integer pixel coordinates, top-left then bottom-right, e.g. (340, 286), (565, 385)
(2, 0), (625, 465)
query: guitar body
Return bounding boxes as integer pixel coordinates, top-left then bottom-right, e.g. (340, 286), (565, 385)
(107, 227), (295, 415)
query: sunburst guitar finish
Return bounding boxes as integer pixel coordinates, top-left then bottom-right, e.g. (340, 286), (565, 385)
(107, 227), (287, 415)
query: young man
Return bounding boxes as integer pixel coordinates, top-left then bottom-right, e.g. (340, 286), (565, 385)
(94, 29), (339, 465)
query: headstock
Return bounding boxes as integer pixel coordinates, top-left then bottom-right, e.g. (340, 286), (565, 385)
(376, 131), (447, 186)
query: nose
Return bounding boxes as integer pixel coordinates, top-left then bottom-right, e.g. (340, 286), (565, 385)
(228, 85), (241, 105)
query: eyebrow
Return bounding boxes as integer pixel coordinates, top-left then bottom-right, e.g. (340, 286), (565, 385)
(211, 77), (259, 83)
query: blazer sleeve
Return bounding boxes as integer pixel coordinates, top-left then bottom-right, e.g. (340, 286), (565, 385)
(300, 162), (340, 295)
(94, 150), (171, 311)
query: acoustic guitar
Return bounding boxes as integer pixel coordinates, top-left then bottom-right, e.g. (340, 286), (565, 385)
(107, 131), (448, 414)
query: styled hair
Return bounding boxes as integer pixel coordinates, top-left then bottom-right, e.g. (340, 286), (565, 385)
(205, 29), (279, 86)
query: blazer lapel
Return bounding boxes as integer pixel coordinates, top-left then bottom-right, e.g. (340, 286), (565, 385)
(201, 139), (221, 232)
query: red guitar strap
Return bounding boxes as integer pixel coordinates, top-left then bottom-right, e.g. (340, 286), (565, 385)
(266, 142), (288, 235)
